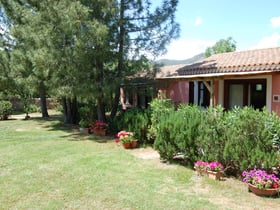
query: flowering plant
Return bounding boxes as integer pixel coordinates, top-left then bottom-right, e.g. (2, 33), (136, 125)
(194, 160), (208, 170)
(206, 161), (224, 172)
(91, 120), (108, 130)
(79, 119), (90, 128)
(116, 130), (134, 144)
(242, 169), (280, 189)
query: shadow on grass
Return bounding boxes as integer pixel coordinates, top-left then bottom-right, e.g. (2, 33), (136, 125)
(11, 112), (119, 144)
(12, 113), (82, 135)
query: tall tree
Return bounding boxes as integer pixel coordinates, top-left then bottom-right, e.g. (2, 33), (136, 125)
(1, 0), (179, 124)
(0, 0), (116, 122)
(0, 0), (57, 117)
(110, 0), (180, 120)
(205, 37), (236, 57)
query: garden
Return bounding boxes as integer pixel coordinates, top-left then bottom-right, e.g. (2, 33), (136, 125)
(0, 99), (280, 209)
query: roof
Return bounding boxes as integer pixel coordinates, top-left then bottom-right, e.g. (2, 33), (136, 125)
(156, 64), (186, 77)
(177, 47), (280, 76)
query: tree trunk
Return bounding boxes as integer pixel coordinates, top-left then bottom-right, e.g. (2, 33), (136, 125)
(110, 85), (120, 120)
(110, 0), (125, 121)
(62, 97), (79, 124)
(95, 45), (107, 122)
(40, 93), (49, 118)
(97, 97), (106, 122)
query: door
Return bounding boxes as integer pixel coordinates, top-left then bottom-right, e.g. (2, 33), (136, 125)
(224, 79), (266, 110)
(229, 84), (244, 109)
(250, 81), (266, 109)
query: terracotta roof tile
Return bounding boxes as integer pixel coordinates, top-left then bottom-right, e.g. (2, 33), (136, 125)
(156, 64), (186, 77)
(178, 47), (280, 75)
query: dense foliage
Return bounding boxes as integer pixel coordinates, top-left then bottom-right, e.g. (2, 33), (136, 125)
(151, 99), (280, 175)
(0, 0), (179, 123)
(112, 108), (150, 144)
(0, 100), (12, 120)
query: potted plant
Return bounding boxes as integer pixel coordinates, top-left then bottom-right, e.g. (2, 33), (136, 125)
(91, 120), (108, 135)
(242, 169), (280, 196)
(206, 161), (224, 180)
(194, 160), (208, 176)
(79, 119), (90, 134)
(116, 130), (135, 149)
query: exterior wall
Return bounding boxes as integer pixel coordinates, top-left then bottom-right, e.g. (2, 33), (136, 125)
(167, 81), (189, 106)
(272, 73), (280, 116)
(159, 74), (280, 117)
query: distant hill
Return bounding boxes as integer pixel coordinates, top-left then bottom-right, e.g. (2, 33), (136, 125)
(156, 53), (205, 66)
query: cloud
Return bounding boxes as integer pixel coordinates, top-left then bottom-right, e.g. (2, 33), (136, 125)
(194, 17), (202, 26)
(159, 38), (215, 60)
(253, 32), (280, 49)
(270, 16), (280, 28)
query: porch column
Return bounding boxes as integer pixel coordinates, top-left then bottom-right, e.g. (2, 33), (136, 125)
(203, 79), (215, 106)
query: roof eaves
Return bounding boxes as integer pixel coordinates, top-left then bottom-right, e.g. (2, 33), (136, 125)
(156, 70), (276, 80)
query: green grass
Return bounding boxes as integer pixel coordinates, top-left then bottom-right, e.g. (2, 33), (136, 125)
(0, 113), (279, 209)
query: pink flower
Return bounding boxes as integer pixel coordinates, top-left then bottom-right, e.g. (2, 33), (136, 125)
(242, 169), (280, 189)
(194, 160), (208, 170)
(206, 161), (224, 172)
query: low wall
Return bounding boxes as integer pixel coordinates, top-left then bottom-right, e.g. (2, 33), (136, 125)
(9, 98), (59, 110)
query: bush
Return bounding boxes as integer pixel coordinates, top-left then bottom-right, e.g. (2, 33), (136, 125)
(148, 98), (174, 143)
(154, 104), (204, 164)
(222, 107), (280, 174)
(27, 104), (40, 113)
(0, 101), (13, 120)
(112, 108), (150, 144)
(196, 106), (227, 164)
(150, 100), (280, 175)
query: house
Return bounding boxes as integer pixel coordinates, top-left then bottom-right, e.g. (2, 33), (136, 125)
(119, 64), (186, 110)
(156, 47), (280, 116)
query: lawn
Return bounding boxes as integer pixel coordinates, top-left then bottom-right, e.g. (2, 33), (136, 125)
(0, 112), (279, 209)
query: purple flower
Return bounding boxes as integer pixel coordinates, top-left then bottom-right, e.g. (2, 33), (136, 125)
(242, 169), (280, 189)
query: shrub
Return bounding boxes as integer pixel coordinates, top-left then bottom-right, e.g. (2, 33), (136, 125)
(78, 106), (94, 125)
(112, 108), (150, 144)
(28, 104), (40, 113)
(148, 98), (174, 142)
(0, 100), (13, 120)
(222, 107), (280, 174)
(154, 104), (204, 163)
(196, 106), (227, 164)
(150, 101), (280, 175)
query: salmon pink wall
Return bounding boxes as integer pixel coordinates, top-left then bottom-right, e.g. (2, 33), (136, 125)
(167, 81), (189, 105)
(272, 74), (280, 116)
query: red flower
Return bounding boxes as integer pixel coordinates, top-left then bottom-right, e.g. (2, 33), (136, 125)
(273, 183), (279, 188)
(115, 139), (120, 143)
(90, 120), (108, 130)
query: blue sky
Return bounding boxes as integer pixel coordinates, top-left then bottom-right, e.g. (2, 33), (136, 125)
(157, 0), (280, 60)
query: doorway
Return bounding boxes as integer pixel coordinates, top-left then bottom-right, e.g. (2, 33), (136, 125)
(224, 79), (266, 110)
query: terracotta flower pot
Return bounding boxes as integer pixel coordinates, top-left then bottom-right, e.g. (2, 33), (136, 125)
(93, 128), (106, 136)
(122, 142), (131, 149)
(207, 170), (223, 180)
(195, 168), (206, 176)
(131, 140), (138, 148)
(248, 183), (279, 196)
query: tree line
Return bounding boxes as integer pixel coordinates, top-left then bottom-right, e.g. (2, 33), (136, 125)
(0, 0), (179, 124)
